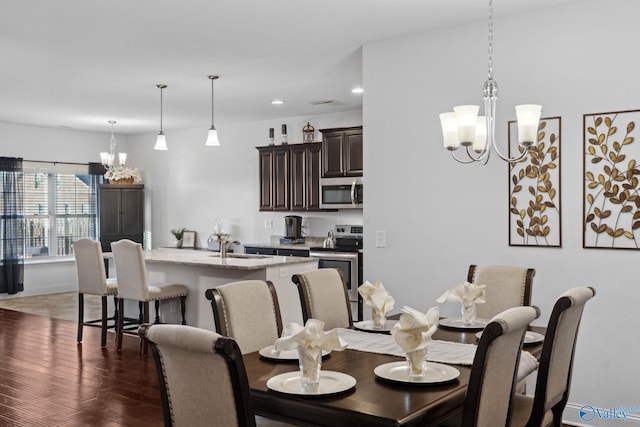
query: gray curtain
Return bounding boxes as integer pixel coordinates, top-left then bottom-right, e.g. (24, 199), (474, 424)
(0, 157), (25, 294)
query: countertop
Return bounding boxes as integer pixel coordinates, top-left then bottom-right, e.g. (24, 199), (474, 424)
(141, 248), (316, 270)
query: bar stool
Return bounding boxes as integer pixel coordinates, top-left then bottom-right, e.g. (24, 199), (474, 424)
(111, 239), (188, 355)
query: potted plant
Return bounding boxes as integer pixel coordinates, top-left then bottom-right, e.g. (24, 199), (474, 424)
(170, 227), (187, 248)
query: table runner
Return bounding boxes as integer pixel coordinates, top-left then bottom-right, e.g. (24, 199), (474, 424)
(337, 328), (538, 381)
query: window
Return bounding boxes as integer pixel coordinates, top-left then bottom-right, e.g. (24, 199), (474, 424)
(23, 162), (100, 258)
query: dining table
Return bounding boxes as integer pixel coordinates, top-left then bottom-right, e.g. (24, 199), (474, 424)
(243, 321), (546, 427)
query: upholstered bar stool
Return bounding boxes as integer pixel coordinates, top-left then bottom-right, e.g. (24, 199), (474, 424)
(73, 238), (118, 347)
(111, 239), (188, 355)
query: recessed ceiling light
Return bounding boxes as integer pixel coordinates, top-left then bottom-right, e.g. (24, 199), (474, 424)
(351, 87), (364, 94)
(271, 99), (285, 105)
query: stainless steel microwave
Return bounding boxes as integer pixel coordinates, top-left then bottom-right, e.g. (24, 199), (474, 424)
(320, 177), (363, 209)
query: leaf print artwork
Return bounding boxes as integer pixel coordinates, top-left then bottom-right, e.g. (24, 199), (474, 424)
(583, 110), (640, 249)
(508, 117), (562, 247)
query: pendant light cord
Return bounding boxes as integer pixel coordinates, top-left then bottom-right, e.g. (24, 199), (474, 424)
(208, 75), (219, 128)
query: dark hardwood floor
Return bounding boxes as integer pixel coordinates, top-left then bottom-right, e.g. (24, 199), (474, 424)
(0, 307), (164, 426)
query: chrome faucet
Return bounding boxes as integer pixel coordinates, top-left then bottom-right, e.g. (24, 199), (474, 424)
(220, 239), (240, 258)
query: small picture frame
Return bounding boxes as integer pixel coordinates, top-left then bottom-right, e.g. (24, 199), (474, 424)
(182, 231), (196, 248)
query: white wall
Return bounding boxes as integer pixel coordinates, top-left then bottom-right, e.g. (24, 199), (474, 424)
(127, 110), (363, 250)
(363, 0), (639, 425)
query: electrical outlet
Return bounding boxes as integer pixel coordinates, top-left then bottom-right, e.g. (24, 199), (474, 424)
(264, 219), (273, 229)
(375, 230), (387, 248)
(279, 267), (289, 278)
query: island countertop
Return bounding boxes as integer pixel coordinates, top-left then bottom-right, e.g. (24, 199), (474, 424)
(141, 248), (314, 270)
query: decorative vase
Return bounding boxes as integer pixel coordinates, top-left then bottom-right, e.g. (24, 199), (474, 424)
(372, 309), (386, 329)
(406, 347), (427, 380)
(298, 348), (322, 389)
(174, 239), (182, 248)
(461, 300), (477, 325)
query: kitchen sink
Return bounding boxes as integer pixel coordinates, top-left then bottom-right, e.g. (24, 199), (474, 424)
(209, 253), (271, 259)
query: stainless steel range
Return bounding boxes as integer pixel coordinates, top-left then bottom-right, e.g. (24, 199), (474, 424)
(309, 225), (363, 321)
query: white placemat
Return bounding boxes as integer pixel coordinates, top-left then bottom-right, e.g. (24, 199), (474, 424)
(336, 328), (538, 382)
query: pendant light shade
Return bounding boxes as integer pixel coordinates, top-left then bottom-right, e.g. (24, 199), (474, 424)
(154, 84), (168, 150)
(205, 75), (221, 146)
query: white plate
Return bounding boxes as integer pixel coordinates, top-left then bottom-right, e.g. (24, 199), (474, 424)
(266, 371), (356, 396)
(438, 317), (489, 330)
(353, 320), (397, 333)
(475, 330), (544, 345)
(374, 361), (460, 385)
(259, 345), (330, 361)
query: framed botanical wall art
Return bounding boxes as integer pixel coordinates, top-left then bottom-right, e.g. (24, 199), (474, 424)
(584, 109), (640, 249)
(508, 117), (562, 247)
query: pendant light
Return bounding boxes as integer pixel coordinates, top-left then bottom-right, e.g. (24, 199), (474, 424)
(154, 84), (168, 150)
(205, 75), (221, 146)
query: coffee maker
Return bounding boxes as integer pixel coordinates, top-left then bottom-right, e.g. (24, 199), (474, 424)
(284, 215), (303, 241)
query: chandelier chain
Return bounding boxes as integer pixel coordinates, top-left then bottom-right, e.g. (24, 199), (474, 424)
(487, 0), (494, 80)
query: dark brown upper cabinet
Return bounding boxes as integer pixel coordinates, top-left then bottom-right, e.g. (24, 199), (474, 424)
(320, 126), (363, 177)
(257, 142), (322, 212)
(290, 142), (322, 211)
(258, 146), (290, 211)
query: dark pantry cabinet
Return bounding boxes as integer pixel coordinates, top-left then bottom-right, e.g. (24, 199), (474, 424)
(320, 126), (363, 177)
(99, 184), (144, 252)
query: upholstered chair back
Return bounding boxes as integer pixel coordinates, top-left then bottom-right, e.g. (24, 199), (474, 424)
(111, 239), (149, 301)
(463, 305), (540, 427)
(140, 324), (255, 427)
(292, 268), (353, 330)
(74, 238), (109, 295)
(467, 265), (535, 320)
(511, 286), (596, 427)
(205, 280), (283, 355)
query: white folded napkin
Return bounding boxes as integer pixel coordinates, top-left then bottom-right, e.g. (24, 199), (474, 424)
(274, 319), (348, 356)
(358, 280), (395, 316)
(391, 306), (439, 353)
(436, 281), (486, 305)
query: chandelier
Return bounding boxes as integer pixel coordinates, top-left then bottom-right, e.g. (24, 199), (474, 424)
(439, 0), (541, 164)
(100, 120), (127, 168)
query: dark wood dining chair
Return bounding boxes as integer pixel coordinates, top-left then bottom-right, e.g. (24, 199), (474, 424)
(73, 238), (118, 347)
(467, 264), (535, 319)
(140, 324), (256, 427)
(291, 268), (353, 330)
(509, 287), (596, 427)
(204, 280), (283, 354)
(462, 305), (541, 427)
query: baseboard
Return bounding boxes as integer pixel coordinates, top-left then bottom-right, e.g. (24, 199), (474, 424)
(564, 403), (640, 426)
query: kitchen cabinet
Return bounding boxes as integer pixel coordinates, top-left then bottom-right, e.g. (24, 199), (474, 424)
(257, 142), (322, 212)
(290, 142), (321, 211)
(258, 146), (289, 211)
(99, 184), (144, 252)
(244, 246), (309, 257)
(320, 126), (363, 177)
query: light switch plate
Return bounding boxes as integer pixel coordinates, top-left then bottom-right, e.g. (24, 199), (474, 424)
(376, 230), (387, 248)
(265, 219), (273, 229)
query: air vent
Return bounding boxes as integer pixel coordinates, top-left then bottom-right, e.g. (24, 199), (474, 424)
(310, 99), (342, 106)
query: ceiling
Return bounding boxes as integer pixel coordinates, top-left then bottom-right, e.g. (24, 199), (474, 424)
(0, 0), (585, 134)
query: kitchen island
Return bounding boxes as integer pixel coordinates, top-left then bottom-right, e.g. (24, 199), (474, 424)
(110, 248), (318, 331)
